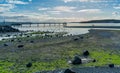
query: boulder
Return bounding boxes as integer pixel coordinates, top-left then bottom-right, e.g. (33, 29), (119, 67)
(83, 50), (89, 56)
(4, 44), (8, 46)
(64, 69), (75, 73)
(2, 39), (5, 41)
(73, 37), (79, 41)
(11, 39), (14, 42)
(26, 62), (32, 68)
(72, 56), (82, 65)
(30, 41), (34, 43)
(92, 59), (96, 62)
(80, 36), (84, 39)
(18, 45), (24, 48)
(109, 64), (114, 68)
(27, 36), (30, 37)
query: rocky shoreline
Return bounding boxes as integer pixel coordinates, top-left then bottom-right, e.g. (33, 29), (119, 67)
(0, 29), (120, 73)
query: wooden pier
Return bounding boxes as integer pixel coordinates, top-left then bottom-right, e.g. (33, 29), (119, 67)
(11, 22), (67, 27)
(11, 22), (120, 29)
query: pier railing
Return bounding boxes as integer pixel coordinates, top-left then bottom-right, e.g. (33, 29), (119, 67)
(11, 22), (67, 27)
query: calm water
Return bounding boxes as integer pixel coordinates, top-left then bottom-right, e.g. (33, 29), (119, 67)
(15, 25), (89, 35)
(14, 23), (120, 34)
(1, 23), (120, 40)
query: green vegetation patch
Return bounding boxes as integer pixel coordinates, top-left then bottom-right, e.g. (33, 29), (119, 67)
(84, 50), (120, 66)
(23, 59), (69, 73)
(0, 61), (14, 73)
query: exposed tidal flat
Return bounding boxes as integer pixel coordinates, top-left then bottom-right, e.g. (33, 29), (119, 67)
(1, 28), (120, 73)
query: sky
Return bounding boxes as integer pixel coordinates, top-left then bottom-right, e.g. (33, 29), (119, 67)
(0, 0), (120, 22)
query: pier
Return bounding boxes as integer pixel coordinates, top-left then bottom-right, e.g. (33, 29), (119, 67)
(11, 22), (67, 27)
(10, 22), (120, 29)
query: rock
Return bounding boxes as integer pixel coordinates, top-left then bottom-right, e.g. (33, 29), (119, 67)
(4, 44), (8, 46)
(64, 69), (75, 73)
(26, 62), (32, 68)
(68, 60), (72, 64)
(80, 36), (84, 39)
(7, 34), (10, 37)
(18, 40), (21, 42)
(83, 50), (89, 56)
(73, 37), (79, 41)
(2, 39), (5, 41)
(27, 36), (30, 37)
(72, 56), (82, 65)
(109, 64), (114, 68)
(30, 41), (34, 43)
(11, 39), (14, 42)
(92, 59), (96, 62)
(18, 45), (24, 48)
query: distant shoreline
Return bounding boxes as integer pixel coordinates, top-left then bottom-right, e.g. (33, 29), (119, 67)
(0, 25), (19, 33)
(71, 19), (120, 23)
(64, 26), (120, 28)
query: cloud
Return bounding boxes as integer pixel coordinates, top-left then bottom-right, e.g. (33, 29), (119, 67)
(28, 0), (32, 2)
(78, 9), (102, 13)
(6, 0), (29, 4)
(38, 8), (49, 11)
(0, 4), (14, 12)
(112, 11), (119, 16)
(48, 11), (61, 14)
(63, 0), (115, 3)
(53, 6), (76, 12)
(63, 0), (97, 3)
(0, 12), (51, 22)
(47, 17), (86, 22)
(63, 0), (73, 3)
(113, 6), (120, 9)
(0, 11), (85, 22)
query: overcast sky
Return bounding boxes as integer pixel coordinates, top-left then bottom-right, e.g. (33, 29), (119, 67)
(0, 0), (120, 22)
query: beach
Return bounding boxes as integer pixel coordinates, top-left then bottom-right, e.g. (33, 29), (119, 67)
(0, 29), (120, 72)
